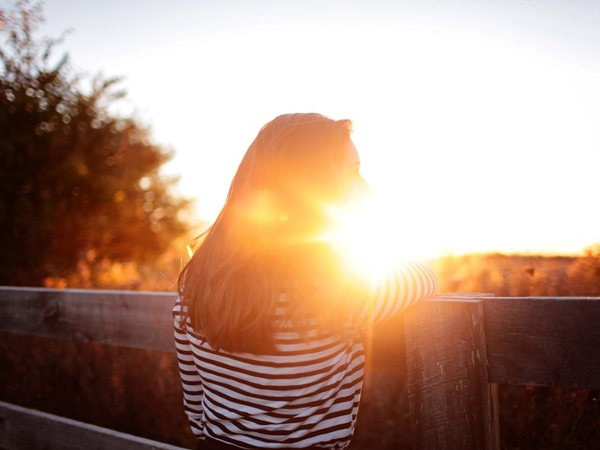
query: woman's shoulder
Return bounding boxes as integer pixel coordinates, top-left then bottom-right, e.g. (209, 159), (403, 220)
(172, 295), (187, 315)
(172, 296), (194, 333)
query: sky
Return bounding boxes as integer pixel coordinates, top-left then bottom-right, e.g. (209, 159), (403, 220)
(6, 0), (600, 258)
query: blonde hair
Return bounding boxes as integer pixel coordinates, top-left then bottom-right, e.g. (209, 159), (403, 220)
(178, 113), (364, 353)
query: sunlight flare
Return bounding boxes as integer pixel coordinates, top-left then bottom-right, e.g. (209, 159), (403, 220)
(325, 195), (405, 282)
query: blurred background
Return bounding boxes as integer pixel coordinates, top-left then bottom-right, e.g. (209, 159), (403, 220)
(39, 0), (600, 257)
(2, 0), (600, 289)
(1, 0), (599, 448)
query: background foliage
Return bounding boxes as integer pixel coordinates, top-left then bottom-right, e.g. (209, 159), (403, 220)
(0, 1), (191, 288)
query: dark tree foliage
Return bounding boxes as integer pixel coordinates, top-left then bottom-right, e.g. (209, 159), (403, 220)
(0, 1), (190, 286)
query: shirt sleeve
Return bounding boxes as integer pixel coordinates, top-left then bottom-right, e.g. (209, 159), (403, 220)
(353, 260), (438, 324)
(173, 298), (206, 440)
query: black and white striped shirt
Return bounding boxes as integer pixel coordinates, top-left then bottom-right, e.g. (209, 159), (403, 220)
(173, 261), (438, 449)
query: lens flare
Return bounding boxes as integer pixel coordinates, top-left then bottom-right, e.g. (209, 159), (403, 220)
(324, 194), (407, 283)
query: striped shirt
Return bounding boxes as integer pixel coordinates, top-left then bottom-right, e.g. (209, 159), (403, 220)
(173, 261), (438, 449)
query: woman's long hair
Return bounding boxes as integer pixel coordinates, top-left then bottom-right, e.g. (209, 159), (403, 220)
(178, 113), (366, 353)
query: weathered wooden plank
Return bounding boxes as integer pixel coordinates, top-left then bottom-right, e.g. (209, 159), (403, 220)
(0, 286), (418, 372)
(437, 293), (495, 298)
(404, 298), (497, 450)
(485, 297), (600, 389)
(0, 401), (185, 450)
(0, 286), (177, 352)
(367, 294), (493, 371)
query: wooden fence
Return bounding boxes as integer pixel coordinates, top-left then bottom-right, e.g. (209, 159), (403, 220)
(1, 286), (599, 449)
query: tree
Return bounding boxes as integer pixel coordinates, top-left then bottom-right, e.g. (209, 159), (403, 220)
(0, 1), (191, 287)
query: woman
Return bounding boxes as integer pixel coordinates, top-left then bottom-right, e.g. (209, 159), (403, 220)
(174, 113), (438, 449)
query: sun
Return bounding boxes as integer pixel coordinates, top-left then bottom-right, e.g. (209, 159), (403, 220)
(324, 194), (422, 283)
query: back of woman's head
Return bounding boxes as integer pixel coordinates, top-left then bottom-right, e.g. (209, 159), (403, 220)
(179, 113), (360, 353)
(229, 113), (354, 241)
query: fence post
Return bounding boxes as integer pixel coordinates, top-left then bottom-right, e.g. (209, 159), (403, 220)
(404, 297), (498, 450)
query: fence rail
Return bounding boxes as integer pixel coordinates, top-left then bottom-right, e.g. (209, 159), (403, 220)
(0, 401), (184, 450)
(1, 286), (599, 449)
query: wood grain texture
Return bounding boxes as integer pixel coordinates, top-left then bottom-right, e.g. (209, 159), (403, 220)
(404, 298), (497, 450)
(366, 294), (493, 372)
(0, 286), (421, 372)
(0, 286), (177, 352)
(485, 297), (600, 389)
(0, 401), (185, 450)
